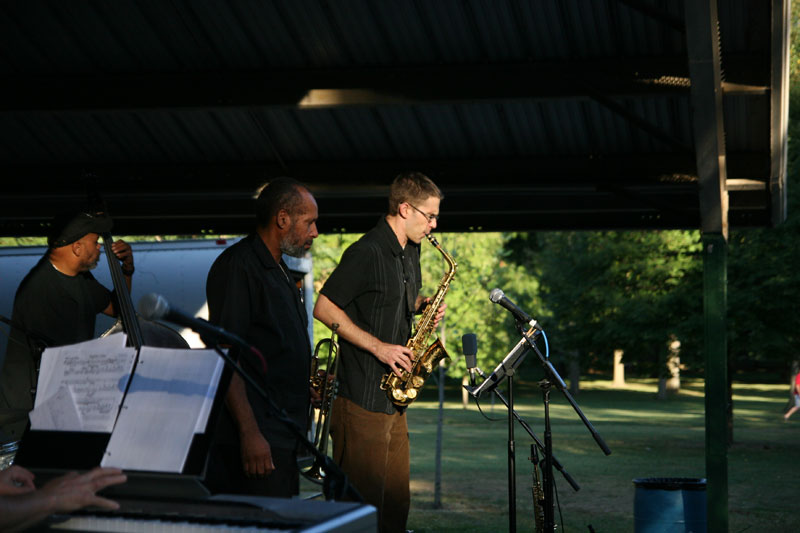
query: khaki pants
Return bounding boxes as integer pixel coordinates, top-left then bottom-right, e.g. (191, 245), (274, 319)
(330, 396), (410, 533)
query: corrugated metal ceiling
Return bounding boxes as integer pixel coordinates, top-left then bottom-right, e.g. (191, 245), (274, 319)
(0, 0), (789, 235)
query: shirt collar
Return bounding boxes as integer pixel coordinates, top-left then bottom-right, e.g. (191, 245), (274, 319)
(246, 233), (281, 270)
(376, 217), (405, 257)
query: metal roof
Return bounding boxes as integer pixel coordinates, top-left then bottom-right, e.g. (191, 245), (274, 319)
(0, 0), (791, 236)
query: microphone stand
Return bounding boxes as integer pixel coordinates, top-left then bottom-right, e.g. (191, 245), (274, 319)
(207, 340), (361, 503)
(467, 323), (578, 533)
(520, 327), (611, 533)
(471, 366), (579, 493)
(540, 376), (554, 531)
(506, 362), (517, 533)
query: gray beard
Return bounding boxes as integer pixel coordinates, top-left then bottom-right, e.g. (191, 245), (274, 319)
(80, 258), (100, 272)
(279, 237), (306, 258)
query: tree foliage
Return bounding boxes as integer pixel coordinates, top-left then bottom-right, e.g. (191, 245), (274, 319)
(420, 232), (539, 379)
(507, 230), (703, 377)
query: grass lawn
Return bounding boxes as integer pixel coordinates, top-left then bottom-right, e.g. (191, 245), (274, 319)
(301, 377), (799, 532)
(401, 378), (799, 532)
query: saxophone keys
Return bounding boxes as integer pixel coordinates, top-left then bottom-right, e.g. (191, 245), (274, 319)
(405, 388), (418, 400)
(411, 375), (425, 388)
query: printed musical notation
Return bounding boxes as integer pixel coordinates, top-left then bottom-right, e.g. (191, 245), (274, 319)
(28, 334), (224, 473)
(30, 333), (136, 433)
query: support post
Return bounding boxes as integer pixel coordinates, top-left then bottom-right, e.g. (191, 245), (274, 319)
(684, 1), (730, 530)
(703, 234), (728, 533)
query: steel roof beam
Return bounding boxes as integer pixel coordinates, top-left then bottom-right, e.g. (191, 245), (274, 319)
(685, 1), (729, 238)
(0, 56), (767, 112)
(0, 152), (770, 192)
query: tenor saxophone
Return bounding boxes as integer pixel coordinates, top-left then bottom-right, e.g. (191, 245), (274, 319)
(530, 444), (546, 533)
(379, 233), (457, 407)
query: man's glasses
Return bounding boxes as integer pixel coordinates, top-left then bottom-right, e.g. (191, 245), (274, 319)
(407, 203), (439, 222)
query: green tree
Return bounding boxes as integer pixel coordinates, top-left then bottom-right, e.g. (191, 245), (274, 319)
(310, 233), (361, 344)
(420, 233), (540, 382)
(507, 230), (703, 387)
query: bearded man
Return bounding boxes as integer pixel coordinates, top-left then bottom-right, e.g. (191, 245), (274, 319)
(204, 177), (319, 498)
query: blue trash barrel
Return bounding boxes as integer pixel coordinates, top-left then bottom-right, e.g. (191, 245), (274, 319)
(633, 477), (706, 533)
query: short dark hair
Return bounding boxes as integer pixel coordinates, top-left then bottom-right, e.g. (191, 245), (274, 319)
(255, 177), (307, 227)
(388, 172), (443, 215)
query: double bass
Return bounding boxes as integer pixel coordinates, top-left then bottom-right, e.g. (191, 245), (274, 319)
(100, 225), (189, 349)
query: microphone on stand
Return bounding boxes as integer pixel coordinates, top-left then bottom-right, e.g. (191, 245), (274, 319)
(138, 293), (267, 373)
(462, 333), (478, 387)
(489, 288), (541, 330)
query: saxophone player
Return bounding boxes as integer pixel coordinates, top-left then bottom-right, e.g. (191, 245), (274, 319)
(313, 172), (447, 533)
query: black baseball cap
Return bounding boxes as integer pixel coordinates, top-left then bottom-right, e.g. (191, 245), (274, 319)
(47, 212), (113, 248)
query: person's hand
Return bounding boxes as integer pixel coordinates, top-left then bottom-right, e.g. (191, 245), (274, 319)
(310, 371), (336, 408)
(374, 342), (414, 378)
(0, 465), (35, 495)
(431, 300), (447, 329)
(310, 380), (323, 409)
(40, 467), (126, 513)
(240, 430), (275, 479)
(111, 240), (134, 275)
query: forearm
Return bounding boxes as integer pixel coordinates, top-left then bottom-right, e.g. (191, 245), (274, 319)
(226, 374), (263, 440)
(313, 294), (385, 356)
(0, 493), (57, 531)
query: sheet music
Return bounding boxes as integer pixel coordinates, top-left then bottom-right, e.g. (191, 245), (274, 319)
(28, 385), (82, 431)
(101, 347), (223, 472)
(30, 333), (136, 432)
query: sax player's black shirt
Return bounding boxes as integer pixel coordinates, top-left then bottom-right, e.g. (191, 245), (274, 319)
(320, 217), (422, 414)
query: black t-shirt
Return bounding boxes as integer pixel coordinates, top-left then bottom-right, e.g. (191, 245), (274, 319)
(0, 256), (111, 437)
(320, 217), (422, 414)
(206, 234), (311, 449)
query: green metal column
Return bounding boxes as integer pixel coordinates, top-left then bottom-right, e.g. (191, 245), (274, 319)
(703, 233), (728, 533)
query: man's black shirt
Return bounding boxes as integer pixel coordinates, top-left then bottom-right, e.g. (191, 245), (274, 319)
(206, 234), (311, 449)
(0, 256), (112, 437)
(320, 218), (422, 414)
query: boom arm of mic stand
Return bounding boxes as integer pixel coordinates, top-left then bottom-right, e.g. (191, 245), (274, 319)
(475, 367), (580, 492)
(521, 334), (612, 456)
(211, 345), (362, 502)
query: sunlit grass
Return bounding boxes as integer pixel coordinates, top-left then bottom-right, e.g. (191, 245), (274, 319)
(303, 377), (800, 532)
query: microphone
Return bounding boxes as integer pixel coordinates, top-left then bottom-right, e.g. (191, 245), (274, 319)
(462, 333), (477, 386)
(138, 293), (250, 350)
(489, 288), (540, 329)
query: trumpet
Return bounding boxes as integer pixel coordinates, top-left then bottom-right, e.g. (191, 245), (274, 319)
(300, 323), (340, 484)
